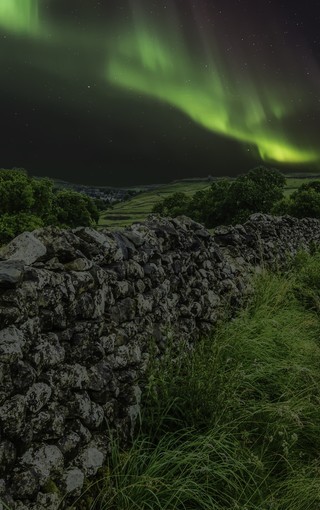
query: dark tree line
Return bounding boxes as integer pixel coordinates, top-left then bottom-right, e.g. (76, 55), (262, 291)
(0, 169), (99, 245)
(153, 167), (286, 227)
(153, 167), (320, 228)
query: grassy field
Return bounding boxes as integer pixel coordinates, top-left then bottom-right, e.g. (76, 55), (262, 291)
(98, 180), (213, 230)
(73, 252), (320, 509)
(98, 175), (320, 230)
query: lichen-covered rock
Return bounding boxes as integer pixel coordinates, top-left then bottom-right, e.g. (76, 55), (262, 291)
(25, 383), (52, 413)
(19, 445), (64, 485)
(64, 258), (93, 271)
(10, 469), (40, 499)
(73, 443), (106, 476)
(60, 467), (84, 495)
(0, 326), (25, 362)
(30, 333), (65, 369)
(68, 392), (104, 429)
(11, 360), (37, 391)
(33, 492), (61, 510)
(0, 440), (16, 474)
(0, 261), (25, 291)
(86, 361), (112, 391)
(0, 394), (26, 437)
(0, 232), (46, 266)
(57, 432), (81, 455)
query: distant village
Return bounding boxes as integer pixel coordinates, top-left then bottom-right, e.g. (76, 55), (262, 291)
(73, 185), (139, 204)
(54, 181), (145, 205)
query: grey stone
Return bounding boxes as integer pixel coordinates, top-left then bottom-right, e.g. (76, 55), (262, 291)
(0, 261), (25, 289)
(0, 326), (25, 362)
(0, 394), (26, 436)
(69, 392), (104, 429)
(20, 445), (64, 485)
(31, 333), (65, 369)
(87, 361), (112, 391)
(25, 383), (52, 413)
(0, 440), (16, 474)
(0, 232), (46, 266)
(74, 445), (105, 476)
(60, 467), (84, 495)
(64, 258), (93, 271)
(11, 360), (37, 391)
(57, 432), (81, 455)
(34, 492), (61, 510)
(10, 469), (40, 498)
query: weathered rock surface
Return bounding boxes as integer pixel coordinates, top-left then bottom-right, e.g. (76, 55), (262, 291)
(0, 214), (320, 508)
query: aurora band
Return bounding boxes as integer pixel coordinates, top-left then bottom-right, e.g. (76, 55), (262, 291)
(107, 8), (320, 165)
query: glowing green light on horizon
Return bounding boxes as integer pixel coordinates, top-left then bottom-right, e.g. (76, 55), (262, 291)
(107, 23), (320, 165)
(0, 0), (41, 36)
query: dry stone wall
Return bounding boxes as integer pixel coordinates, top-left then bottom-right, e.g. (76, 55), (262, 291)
(0, 213), (320, 509)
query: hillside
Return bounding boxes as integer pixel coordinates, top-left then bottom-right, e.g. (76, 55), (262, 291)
(99, 175), (320, 230)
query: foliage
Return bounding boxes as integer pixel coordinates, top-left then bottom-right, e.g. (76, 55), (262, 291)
(94, 198), (112, 212)
(0, 212), (44, 245)
(0, 169), (100, 245)
(274, 181), (320, 220)
(80, 256), (320, 509)
(227, 166), (286, 223)
(189, 180), (232, 226)
(54, 190), (100, 228)
(152, 166), (286, 227)
(31, 177), (55, 219)
(0, 168), (35, 215)
(152, 192), (192, 217)
(289, 186), (320, 219)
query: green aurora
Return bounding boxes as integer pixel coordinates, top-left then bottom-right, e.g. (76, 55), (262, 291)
(0, 0), (41, 37)
(107, 8), (320, 165)
(0, 0), (319, 175)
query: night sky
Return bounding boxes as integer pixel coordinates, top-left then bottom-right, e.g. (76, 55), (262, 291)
(1, 0), (320, 186)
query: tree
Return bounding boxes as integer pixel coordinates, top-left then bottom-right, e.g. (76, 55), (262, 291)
(31, 178), (55, 220)
(153, 192), (191, 217)
(0, 169), (35, 214)
(189, 180), (232, 227)
(152, 167), (285, 228)
(0, 169), (102, 246)
(0, 213), (44, 246)
(53, 190), (100, 228)
(299, 181), (320, 194)
(288, 188), (320, 219)
(230, 166), (286, 216)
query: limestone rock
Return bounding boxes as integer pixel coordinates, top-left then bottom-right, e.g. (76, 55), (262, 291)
(0, 394), (26, 437)
(0, 260), (25, 289)
(74, 444), (106, 476)
(60, 467), (84, 495)
(25, 383), (52, 413)
(0, 232), (46, 266)
(20, 444), (64, 485)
